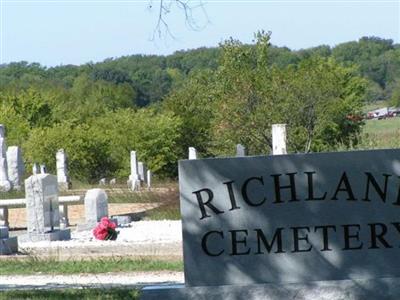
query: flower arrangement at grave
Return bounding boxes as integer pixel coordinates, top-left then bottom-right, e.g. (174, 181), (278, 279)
(93, 217), (119, 240)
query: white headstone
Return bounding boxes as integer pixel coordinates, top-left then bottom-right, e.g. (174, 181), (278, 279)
(0, 125), (5, 139)
(236, 144), (246, 157)
(40, 164), (47, 174)
(84, 188), (108, 224)
(138, 162), (147, 183)
(0, 125), (11, 191)
(56, 149), (70, 191)
(99, 178), (107, 185)
(188, 147), (197, 160)
(25, 174), (60, 233)
(0, 137), (6, 158)
(110, 178), (116, 185)
(128, 151), (140, 191)
(6, 146), (24, 191)
(0, 158), (11, 192)
(32, 163), (40, 175)
(272, 124), (287, 155)
(146, 170), (151, 189)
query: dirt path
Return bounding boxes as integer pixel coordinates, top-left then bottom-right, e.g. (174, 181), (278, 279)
(0, 271), (184, 290)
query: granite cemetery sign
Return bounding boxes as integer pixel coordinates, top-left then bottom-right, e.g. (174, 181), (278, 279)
(179, 149), (400, 287)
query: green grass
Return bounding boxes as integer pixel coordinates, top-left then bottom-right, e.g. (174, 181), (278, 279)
(0, 288), (139, 300)
(144, 197), (181, 220)
(362, 100), (388, 113)
(0, 257), (183, 276)
(359, 117), (400, 149)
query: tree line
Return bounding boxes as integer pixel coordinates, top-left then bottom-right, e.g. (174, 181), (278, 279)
(0, 33), (398, 181)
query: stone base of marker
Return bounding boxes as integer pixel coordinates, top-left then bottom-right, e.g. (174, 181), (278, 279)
(141, 277), (400, 300)
(76, 221), (98, 232)
(0, 226), (18, 255)
(112, 215), (131, 226)
(127, 178), (141, 191)
(19, 229), (71, 243)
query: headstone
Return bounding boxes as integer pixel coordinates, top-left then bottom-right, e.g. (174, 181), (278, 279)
(128, 151), (140, 191)
(99, 178), (107, 185)
(146, 170), (151, 189)
(0, 225), (18, 255)
(0, 207), (8, 226)
(272, 123), (287, 155)
(146, 148), (400, 298)
(40, 164), (47, 174)
(0, 125), (4, 139)
(110, 178), (116, 185)
(32, 163), (40, 175)
(6, 146), (24, 191)
(0, 125), (11, 192)
(20, 174), (70, 242)
(77, 188), (108, 231)
(188, 147), (197, 160)
(0, 158), (11, 192)
(138, 162), (147, 184)
(56, 149), (71, 191)
(236, 144), (246, 157)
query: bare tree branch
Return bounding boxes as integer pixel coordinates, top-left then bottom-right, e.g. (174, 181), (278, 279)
(149, 0), (209, 40)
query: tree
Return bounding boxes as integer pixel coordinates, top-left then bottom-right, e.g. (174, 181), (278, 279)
(182, 32), (367, 155)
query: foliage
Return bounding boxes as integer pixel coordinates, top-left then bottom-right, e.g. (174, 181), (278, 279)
(167, 32), (366, 155)
(0, 289), (140, 300)
(0, 33), (398, 180)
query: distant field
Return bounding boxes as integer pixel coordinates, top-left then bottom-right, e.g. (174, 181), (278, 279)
(360, 117), (400, 149)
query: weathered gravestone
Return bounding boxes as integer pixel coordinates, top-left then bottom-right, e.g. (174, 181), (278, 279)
(128, 150), (140, 191)
(236, 144), (246, 157)
(138, 162), (147, 184)
(0, 225), (18, 255)
(6, 146), (24, 191)
(56, 149), (71, 191)
(188, 147), (197, 160)
(77, 188), (109, 231)
(0, 125), (11, 192)
(20, 174), (70, 242)
(32, 163), (40, 175)
(272, 123), (287, 155)
(40, 164), (47, 174)
(142, 149), (400, 299)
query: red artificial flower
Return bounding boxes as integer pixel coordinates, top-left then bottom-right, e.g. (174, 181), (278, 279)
(93, 217), (118, 240)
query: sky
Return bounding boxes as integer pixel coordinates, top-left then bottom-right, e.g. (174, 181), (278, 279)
(0, 0), (399, 66)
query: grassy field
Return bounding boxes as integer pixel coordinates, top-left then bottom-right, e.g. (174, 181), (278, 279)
(0, 289), (139, 300)
(0, 257), (183, 276)
(359, 117), (400, 149)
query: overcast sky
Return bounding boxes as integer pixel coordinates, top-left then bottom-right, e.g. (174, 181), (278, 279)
(1, 0), (399, 66)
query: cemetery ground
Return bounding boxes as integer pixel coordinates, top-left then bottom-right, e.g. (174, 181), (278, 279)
(0, 181), (183, 299)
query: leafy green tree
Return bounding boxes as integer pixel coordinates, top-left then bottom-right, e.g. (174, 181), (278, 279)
(209, 32), (366, 155)
(23, 122), (114, 181)
(90, 108), (183, 177)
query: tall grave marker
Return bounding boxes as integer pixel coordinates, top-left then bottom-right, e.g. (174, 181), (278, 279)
(0, 125), (11, 192)
(7, 146), (24, 191)
(21, 174), (71, 242)
(56, 149), (71, 191)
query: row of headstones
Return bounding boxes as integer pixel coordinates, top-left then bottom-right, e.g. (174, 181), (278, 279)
(188, 123), (287, 160)
(0, 124), (71, 192)
(127, 151), (151, 191)
(0, 125), (24, 191)
(0, 173), (109, 255)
